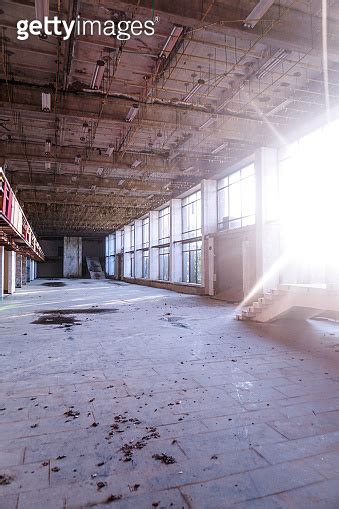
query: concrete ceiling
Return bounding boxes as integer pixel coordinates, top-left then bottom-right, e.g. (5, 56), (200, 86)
(1, 0), (339, 236)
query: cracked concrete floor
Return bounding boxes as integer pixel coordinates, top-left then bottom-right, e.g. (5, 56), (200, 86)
(1, 279), (339, 508)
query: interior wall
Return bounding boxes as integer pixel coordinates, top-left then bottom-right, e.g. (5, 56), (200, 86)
(214, 227), (256, 302)
(37, 238), (63, 278)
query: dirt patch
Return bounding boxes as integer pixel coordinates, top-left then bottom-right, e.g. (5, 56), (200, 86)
(31, 315), (78, 326)
(40, 308), (118, 315)
(41, 282), (66, 287)
(0, 474), (14, 485)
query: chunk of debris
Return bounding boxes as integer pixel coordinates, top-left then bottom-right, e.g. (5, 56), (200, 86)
(129, 483), (140, 492)
(0, 474), (14, 485)
(64, 409), (80, 419)
(104, 494), (122, 503)
(152, 453), (176, 465)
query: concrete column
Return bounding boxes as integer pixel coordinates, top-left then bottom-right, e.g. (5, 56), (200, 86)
(170, 199), (182, 283)
(114, 230), (123, 279)
(22, 256), (27, 285)
(16, 254), (23, 288)
(255, 147), (281, 294)
(5, 250), (16, 294)
(149, 210), (159, 280)
(0, 246), (4, 298)
(201, 180), (217, 294)
(26, 258), (31, 282)
(63, 237), (82, 278)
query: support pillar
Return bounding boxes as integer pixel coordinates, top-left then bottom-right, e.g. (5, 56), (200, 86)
(63, 237), (82, 278)
(22, 256), (27, 285)
(255, 147), (281, 294)
(5, 250), (16, 294)
(0, 246), (4, 298)
(201, 179), (217, 295)
(16, 254), (23, 288)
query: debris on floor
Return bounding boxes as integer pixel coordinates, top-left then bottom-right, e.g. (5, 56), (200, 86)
(0, 474), (14, 485)
(152, 453), (176, 465)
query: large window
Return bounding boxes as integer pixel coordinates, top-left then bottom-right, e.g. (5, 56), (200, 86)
(182, 240), (202, 284)
(124, 224), (135, 278)
(142, 250), (149, 278)
(142, 217), (149, 248)
(158, 207), (170, 281)
(182, 191), (201, 240)
(129, 224), (135, 250)
(159, 246), (169, 281)
(159, 207), (170, 244)
(142, 217), (149, 278)
(105, 233), (116, 276)
(217, 164), (255, 230)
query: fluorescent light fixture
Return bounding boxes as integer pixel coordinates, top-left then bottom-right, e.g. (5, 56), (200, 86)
(80, 122), (88, 141)
(131, 159), (141, 168)
(118, 179), (125, 186)
(45, 161), (51, 170)
(243, 0), (275, 28)
(41, 92), (51, 112)
(183, 166), (194, 173)
(45, 138), (51, 155)
(160, 26), (183, 58)
(35, 0), (49, 37)
(106, 144), (114, 156)
(90, 60), (105, 90)
(148, 194), (154, 199)
(267, 98), (293, 117)
(183, 80), (205, 102)
(211, 143), (227, 154)
(168, 151), (180, 161)
(199, 115), (217, 130)
(126, 104), (139, 122)
(75, 154), (81, 164)
(256, 49), (290, 80)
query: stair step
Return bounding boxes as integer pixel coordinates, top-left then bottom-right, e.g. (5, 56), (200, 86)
(242, 309), (256, 318)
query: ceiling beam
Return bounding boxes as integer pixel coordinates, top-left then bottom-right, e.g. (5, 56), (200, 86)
(106, 0), (339, 60)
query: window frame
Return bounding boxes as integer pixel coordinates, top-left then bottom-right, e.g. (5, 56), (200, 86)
(182, 190), (202, 240)
(217, 164), (255, 231)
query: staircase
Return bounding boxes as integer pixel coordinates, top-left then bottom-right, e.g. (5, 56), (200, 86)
(86, 257), (105, 280)
(236, 284), (339, 323)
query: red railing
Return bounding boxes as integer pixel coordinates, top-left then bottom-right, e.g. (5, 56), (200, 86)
(0, 169), (44, 261)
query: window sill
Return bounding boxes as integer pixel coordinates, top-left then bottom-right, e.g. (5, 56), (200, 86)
(124, 277), (202, 288)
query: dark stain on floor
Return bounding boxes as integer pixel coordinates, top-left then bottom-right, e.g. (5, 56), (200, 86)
(40, 308), (118, 315)
(32, 315), (79, 326)
(41, 282), (66, 287)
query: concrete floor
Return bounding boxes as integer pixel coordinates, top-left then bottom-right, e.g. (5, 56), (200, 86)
(1, 280), (339, 509)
